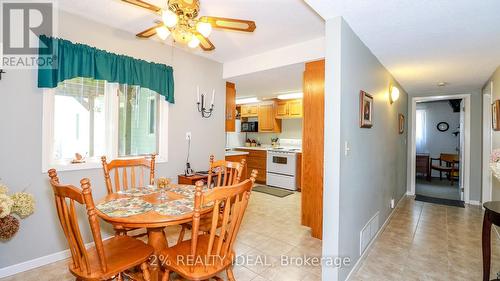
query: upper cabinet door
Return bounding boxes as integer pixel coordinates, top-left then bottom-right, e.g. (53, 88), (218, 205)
(241, 104), (258, 117)
(258, 104), (275, 131)
(225, 82), (236, 132)
(288, 99), (303, 117)
(276, 101), (289, 118)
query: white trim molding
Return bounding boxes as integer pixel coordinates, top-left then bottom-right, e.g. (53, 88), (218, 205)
(0, 236), (110, 278)
(468, 200), (481, 206)
(407, 94), (472, 203)
(482, 81), (494, 204)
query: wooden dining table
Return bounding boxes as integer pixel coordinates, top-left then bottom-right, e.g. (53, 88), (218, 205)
(95, 184), (211, 281)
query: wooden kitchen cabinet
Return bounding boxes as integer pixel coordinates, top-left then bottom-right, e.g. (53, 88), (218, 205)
(275, 99), (303, 119)
(235, 148), (267, 183)
(225, 154), (248, 180)
(225, 82), (236, 132)
(258, 103), (281, 133)
(288, 99), (303, 117)
(276, 101), (289, 118)
(241, 104), (258, 117)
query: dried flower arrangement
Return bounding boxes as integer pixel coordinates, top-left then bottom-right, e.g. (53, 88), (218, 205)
(491, 149), (500, 163)
(0, 181), (35, 240)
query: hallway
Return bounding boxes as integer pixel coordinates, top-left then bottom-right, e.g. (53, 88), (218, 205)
(351, 196), (498, 280)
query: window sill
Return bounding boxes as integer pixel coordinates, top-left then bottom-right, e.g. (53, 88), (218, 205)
(42, 157), (168, 173)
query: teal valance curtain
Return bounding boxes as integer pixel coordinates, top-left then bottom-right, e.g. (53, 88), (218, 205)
(38, 35), (174, 103)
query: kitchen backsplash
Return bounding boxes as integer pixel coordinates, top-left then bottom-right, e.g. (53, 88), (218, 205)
(226, 119), (302, 147)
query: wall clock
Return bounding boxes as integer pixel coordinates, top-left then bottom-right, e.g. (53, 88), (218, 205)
(437, 122), (449, 132)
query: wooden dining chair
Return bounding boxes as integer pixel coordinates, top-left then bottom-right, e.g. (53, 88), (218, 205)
(161, 170), (257, 281)
(47, 169), (153, 281)
(177, 155), (246, 244)
(430, 153), (459, 185)
(101, 155), (155, 236)
(101, 155), (156, 194)
(207, 155), (247, 188)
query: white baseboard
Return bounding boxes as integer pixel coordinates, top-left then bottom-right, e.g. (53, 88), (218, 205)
(406, 191), (415, 196)
(345, 194), (405, 281)
(468, 200), (481, 206)
(0, 236), (110, 278)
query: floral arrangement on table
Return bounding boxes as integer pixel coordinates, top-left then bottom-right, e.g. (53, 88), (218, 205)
(0, 182), (35, 241)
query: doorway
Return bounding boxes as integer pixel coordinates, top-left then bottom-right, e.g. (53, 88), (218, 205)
(409, 95), (471, 205)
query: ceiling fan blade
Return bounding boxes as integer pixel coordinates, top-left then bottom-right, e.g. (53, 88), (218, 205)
(194, 32), (215, 51)
(136, 23), (164, 38)
(121, 0), (161, 13)
(199, 16), (256, 32)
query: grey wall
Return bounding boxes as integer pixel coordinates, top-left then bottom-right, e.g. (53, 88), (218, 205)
(323, 18), (408, 281)
(0, 10), (225, 268)
(416, 101), (461, 177)
(407, 92), (482, 201)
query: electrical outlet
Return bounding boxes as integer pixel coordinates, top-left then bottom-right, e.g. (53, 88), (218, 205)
(185, 132), (191, 140)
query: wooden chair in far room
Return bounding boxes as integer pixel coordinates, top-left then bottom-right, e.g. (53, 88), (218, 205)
(430, 153), (460, 185)
(177, 155), (246, 244)
(101, 155), (155, 236)
(161, 171), (257, 281)
(47, 169), (153, 281)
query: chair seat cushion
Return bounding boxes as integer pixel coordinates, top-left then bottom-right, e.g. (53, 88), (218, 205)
(70, 235), (153, 280)
(160, 235), (234, 280)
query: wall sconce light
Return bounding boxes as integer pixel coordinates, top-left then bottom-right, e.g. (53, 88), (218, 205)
(389, 86), (400, 104)
(196, 86), (215, 118)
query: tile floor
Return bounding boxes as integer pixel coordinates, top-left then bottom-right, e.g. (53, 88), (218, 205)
(3, 194), (498, 281)
(351, 196), (500, 281)
(0, 191), (322, 281)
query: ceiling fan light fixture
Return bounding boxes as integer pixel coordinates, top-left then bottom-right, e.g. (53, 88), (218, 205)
(162, 9), (178, 28)
(188, 36), (200, 48)
(155, 25), (170, 40)
(196, 21), (212, 37)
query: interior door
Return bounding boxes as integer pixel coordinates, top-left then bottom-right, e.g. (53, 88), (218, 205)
(459, 99), (465, 201)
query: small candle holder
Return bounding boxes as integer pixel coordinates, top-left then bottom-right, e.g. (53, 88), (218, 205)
(196, 87), (215, 118)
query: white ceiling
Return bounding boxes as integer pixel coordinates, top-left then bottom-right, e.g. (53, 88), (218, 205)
(57, 0), (325, 63)
(228, 63), (304, 98)
(326, 0), (500, 95)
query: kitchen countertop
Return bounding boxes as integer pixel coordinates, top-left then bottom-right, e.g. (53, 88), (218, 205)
(229, 147), (302, 153)
(225, 151), (250, 157)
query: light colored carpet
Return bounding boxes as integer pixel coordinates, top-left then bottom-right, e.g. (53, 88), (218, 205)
(415, 177), (460, 200)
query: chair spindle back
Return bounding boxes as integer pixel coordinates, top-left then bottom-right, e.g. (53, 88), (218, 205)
(207, 155), (246, 188)
(48, 169), (107, 275)
(190, 170), (257, 267)
(101, 155), (156, 194)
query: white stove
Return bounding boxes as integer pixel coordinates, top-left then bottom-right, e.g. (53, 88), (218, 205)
(266, 147), (300, 191)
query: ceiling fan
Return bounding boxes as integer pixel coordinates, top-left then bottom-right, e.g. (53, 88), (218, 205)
(122, 0), (256, 51)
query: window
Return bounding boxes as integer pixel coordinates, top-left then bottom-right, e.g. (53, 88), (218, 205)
(43, 77), (168, 171)
(415, 109), (427, 153)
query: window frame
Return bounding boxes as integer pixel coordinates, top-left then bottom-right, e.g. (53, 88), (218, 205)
(42, 81), (168, 173)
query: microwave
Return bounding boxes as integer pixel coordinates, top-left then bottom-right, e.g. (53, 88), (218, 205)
(241, 121), (258, 132)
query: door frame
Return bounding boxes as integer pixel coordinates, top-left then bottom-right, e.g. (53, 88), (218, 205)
(482, 82), (493, 204)
(408, 94), (471, 203)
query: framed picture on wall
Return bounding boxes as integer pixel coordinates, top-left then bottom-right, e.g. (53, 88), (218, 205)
(359, 91), (373, 128)
(493, 100), (500, 131)
(398, 114), (405, 134)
